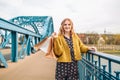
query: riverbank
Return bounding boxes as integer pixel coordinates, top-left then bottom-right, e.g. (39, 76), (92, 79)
(100, 50), (120, 56)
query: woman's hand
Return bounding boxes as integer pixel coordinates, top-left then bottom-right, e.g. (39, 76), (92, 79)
(88, 46), (97, 52)
(51, 32), (58, 38)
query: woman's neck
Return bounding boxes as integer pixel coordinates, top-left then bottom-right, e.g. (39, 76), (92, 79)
(64, 32), (70, 39)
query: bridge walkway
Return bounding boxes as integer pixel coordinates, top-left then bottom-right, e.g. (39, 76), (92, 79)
(0, 50), (56, 80)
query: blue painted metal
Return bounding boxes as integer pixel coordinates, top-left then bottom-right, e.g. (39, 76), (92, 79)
(11, 31), (18, 62)
(0, 16), (54, 49)
(0, 34), (11, 48)
(34, 37), (37, 44)
(102, 65), (107, 79)
(98, 56), (101, 68)
(0, 18), (40, 37)
(78, 50), (120, 80)
(0, 33), (11, 48)
(19, 35), (27, 59)
(26, 36), (31, 56)
(19, 35), (32, 58)
(0, 17), (41, 49)
(0, 16), (54, 68)
(114, 71), (120, 79)
(10, 16), (54, 41)
(0, 52), (8, 68)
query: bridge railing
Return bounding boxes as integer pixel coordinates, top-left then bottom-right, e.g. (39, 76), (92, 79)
(0, 18), (41, 67)
(78, 50), (120, 80)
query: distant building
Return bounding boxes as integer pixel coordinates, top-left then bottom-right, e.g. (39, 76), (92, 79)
(97, 35), (105, 46)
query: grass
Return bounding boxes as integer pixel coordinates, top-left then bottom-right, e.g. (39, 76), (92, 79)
(98, 50), (120, 56)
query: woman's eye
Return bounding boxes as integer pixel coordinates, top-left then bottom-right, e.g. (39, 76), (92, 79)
(64, 24), (71, 26)
(68, 24), (71, 26)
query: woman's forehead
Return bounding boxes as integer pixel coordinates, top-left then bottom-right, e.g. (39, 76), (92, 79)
(64, 20), (70, 23)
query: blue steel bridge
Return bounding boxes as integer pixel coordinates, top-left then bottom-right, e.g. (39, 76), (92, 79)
(0, 16), (120, 80)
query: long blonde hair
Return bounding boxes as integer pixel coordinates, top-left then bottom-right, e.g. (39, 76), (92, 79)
(58, 18), (74, 35)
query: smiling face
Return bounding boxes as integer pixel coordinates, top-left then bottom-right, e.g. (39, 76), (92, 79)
(63, 20), (72, 33)
(59, 18), (74, 35)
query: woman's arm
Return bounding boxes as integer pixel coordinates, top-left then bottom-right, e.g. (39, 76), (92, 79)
(53, 38), (63, 57)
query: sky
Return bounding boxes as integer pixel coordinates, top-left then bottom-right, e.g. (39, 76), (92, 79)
(0, 0), (120, 34)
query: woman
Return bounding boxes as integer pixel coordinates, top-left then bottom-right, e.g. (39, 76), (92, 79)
(52, 18), (95, 80)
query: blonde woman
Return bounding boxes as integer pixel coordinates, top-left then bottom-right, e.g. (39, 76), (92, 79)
(53, 18), (95, 80)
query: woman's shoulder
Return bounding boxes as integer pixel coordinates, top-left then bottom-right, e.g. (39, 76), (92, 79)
(55, 35), (63, 40)
(53, 34), (62, 40)
(72, 33), (79, 38)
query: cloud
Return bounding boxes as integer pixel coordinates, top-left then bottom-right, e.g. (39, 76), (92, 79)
(0, 0), (120, 33)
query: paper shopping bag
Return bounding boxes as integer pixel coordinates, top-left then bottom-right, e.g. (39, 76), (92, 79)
(34, 37), (48, 51)
(34, 37), (57, 60)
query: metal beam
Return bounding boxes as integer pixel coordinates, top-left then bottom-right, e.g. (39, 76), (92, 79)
(0, 18), (40, 37)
